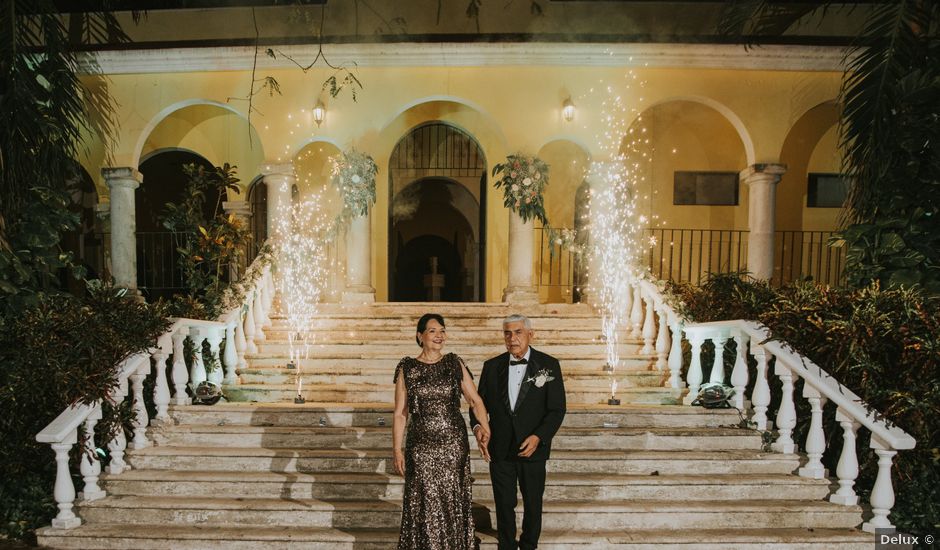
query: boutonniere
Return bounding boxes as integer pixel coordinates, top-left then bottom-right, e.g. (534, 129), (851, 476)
(524, 368), (555, 388)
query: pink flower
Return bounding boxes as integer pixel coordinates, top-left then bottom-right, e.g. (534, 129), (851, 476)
(525, 197), (531, 204)
(511, 171), (518, 178)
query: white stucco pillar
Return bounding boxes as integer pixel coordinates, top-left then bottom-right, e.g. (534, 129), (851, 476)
(741, 164), (786, 281)
(102, 167), (142, 300)
(502, 210), (539, 303)
(261, 162), (295, 241)
(342, 212), (375, 303)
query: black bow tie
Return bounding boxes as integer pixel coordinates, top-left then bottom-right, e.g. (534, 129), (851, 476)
(510, 358), (528, 366)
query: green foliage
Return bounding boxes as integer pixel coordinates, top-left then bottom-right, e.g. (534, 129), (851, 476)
(719, 1), (940, 293)
(678, 273), (940, 532)
(0, 283), (169, 541)
(161, 163), (251, 319)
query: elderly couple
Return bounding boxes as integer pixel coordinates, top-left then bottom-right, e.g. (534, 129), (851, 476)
(392, 313), (567, 550)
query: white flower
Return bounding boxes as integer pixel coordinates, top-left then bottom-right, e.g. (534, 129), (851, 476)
(528, 164), (535, 173)
(511, 184), (520, 192)
(523, 177), (532, 187)
(351, 174), (362, 184)
(525, 368), (555, 388)
(534, 172), (541, 180)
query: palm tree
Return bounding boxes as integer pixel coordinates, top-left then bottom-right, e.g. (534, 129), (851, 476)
(720, 1), (939, 293)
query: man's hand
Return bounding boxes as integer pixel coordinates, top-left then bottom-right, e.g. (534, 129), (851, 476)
(473, 425), (491, 462)
(393, 449), (405, 476)
(518, 434), (540, 458)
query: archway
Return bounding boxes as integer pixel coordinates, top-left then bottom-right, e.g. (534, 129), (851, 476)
(137, 149), (216, 300)
(388, 122), (486, 302)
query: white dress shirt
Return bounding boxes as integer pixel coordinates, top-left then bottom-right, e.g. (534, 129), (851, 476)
(508, 348), (532, 411)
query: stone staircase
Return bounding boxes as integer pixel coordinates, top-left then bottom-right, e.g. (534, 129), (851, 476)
(36, 302), (871, 549)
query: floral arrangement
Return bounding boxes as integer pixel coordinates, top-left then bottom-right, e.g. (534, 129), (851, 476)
(492, 154), (550, 224)
(330, 148), (378, 219)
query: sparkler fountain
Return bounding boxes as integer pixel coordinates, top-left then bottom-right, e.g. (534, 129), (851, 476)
(584, 74), (649, 406)
(275, 190), (333, 404)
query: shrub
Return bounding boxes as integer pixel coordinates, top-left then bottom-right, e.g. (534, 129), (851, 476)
(0, 283), (169, 542)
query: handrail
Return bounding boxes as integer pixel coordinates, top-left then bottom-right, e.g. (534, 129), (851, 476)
(626, 273), (915, 532)
(35, 242), (275, 530)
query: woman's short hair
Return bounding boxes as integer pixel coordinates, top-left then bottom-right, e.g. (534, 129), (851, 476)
(416, 313), (446, 347)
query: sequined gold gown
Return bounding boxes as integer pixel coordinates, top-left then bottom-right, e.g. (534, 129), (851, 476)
(394, 353), (476, 550)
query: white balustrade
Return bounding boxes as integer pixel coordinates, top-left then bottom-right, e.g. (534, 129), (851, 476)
(641, 296), (656, 355)
(632, 279), (915, 532)
(35, 250), (273, 529)
(206, 328), (224, 386)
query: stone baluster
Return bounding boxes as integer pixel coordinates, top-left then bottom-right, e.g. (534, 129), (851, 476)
(264, 267), (275, 315)
(170, 331), (191, 405)
(152, 344), (171, 422)
(79, 405), (105, 502)
(641, 296), (656, 355)
(234, 308), (249, 369)
(829, 409), (860, 505)
(244, 297), (259, 354)
(223, 320), (239, 385)
(622, 280), (633, 328)
(630, 284), (643, 337)
(189, 328), (209, 388)
(667, 320), (684, 389)
(729, 332), (749, 410)
(862, 436), (899, 532)
(683, 332), (705, 404)
(708, 334), (729, 385)
(798, 384), (827, 478)
(749, 344), (771, 430)
(771, 362), (797, 453)
(654, 305), (670, 372)
(50, 430), (81, 528)
(106, 378), (129, 474)
(129, 364), (150, 450)
(206, 328), (225, 386)
(253, 289), (266, 342)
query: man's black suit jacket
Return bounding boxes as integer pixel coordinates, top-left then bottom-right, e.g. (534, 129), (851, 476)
(469, 347), (566, 462)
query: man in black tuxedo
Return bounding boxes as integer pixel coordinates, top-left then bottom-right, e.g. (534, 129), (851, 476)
(469, 314), (566, 550)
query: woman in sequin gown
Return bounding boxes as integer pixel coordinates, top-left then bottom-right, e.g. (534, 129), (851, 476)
(393, 313), (491, 550)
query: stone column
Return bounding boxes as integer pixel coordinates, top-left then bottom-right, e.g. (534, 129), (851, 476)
(741, 164), (786, 281)
(261, 163), (295, 241)
(223, 200), (252, 279)
(102, 167), (142, 300)
(342, 212), (376, 303)
(502, 210), (539, 303)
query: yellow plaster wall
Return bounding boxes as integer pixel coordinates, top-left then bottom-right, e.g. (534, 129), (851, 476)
(86, 62), (844, 301)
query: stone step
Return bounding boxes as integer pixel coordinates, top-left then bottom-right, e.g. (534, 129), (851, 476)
(235, 369), (666, 388)
(243, 356), (656, 371)
(166, 403), (742, 429)
(261, 327), (628, 343)
(253, 342), (645, 357)
(103, 470), (830, 502)
(148, 425), (761, 451)
(35, 525), (872, 550)
(221, 383), (683, 405)
(127, 447), (799, 476)
(73, 496), (862, 530)
(269, 316), (612, 330)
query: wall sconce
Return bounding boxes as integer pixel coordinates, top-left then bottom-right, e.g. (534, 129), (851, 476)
(313, 99), (326, 127)
(562, 98), (576, 122)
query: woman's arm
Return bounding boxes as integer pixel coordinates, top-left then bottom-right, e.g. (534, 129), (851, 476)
(459, 359), (491, 462)
(392, 371), (408, 475)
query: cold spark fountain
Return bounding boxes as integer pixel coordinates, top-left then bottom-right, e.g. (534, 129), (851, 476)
(585, 71), (649, 405)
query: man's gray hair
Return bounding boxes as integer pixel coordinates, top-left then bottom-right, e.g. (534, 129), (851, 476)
(502, 314), (532, 329)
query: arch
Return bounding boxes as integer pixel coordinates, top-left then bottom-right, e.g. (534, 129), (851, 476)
(638, 95), (756, 166)
(778, 100), (843, 231)
(537, 139), (591, 229)
(380, 95), (505, 146)
(133, 100), (264, 193)
(387, 119), (488, 302)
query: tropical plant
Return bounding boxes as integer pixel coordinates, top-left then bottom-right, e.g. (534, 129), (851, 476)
(0, 282), (169, 541)
(161, 163), (251, 318)
(0, 3), (139, 312)
(719, 1), (940, 294)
